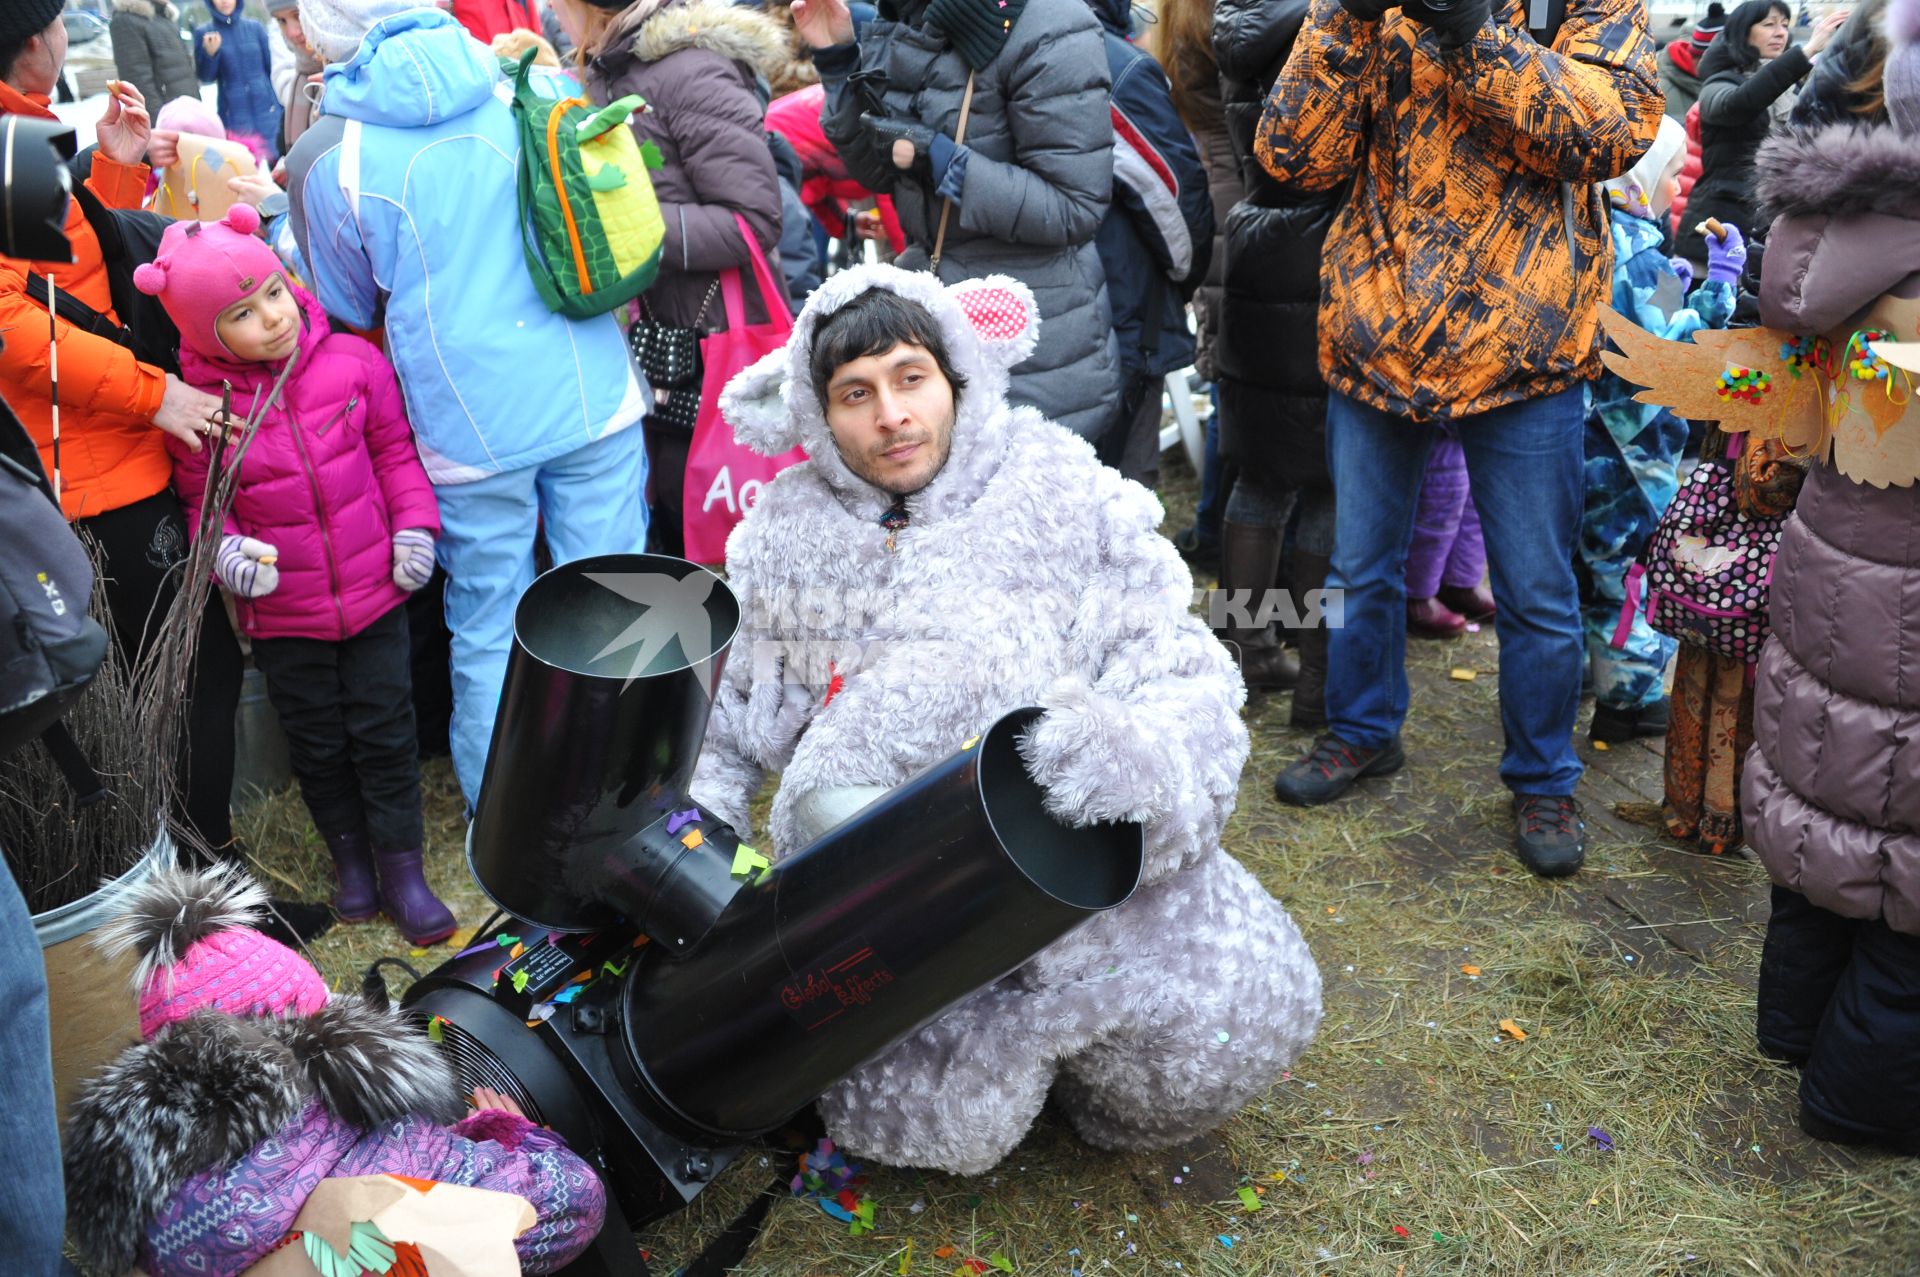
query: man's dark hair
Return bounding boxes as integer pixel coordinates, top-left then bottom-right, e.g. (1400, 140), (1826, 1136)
(810, 288), (968, 409)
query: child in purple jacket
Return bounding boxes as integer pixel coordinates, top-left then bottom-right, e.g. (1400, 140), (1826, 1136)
(64, 860), (606, 1275)
(136, 204), (454, 944)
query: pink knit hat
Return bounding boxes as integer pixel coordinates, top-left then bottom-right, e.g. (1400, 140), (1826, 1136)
(94, 859), (330, 1040)
(132, 204), (290, 361)
(154, 95), (227, 141)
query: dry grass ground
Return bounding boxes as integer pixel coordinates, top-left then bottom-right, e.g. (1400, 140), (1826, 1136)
(240, 446), (1920, 1277)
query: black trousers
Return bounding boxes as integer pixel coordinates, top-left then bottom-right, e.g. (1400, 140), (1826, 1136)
(644, 421), (689, 560)
(76, 489), (240, 850)
(1758, 884), (1920, 1151)
(250, 602), (425, 851)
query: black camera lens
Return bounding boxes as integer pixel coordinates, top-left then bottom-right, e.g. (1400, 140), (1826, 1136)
(1, 116), (77, 264)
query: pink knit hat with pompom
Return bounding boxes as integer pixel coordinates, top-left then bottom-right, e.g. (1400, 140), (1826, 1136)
(93, 859), (330, 1040)
(132, 204), (289, 361)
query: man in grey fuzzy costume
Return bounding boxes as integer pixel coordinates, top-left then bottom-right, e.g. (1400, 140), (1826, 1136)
(695, 262), (1323, 1175)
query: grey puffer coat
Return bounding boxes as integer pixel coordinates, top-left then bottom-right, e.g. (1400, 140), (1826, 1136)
(1742, 122), (1920, 934)
(817, 0), (1120, 439)
(584, 0), (791, 332)
(110, 0), (197, 114)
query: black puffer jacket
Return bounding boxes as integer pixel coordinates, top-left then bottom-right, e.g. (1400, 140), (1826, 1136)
(1679, 37), (1811, 266)
(1211, 0), (1338, 491)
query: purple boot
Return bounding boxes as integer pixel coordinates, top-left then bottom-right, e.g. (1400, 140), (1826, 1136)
(324, 830), (379, 922)
(374, 847), (457, 945)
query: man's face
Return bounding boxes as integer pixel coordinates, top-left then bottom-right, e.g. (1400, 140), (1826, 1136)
(821, 342), (957, 497)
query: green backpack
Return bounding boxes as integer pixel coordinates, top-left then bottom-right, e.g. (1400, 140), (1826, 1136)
(505, 50), (666, 319)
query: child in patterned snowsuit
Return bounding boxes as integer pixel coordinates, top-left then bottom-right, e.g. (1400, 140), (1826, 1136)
(1581, 115), (1736, 743)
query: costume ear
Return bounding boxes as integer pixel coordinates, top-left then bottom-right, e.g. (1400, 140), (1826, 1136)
(949, 275), (1039, 370)
(721, 346), (804, 457)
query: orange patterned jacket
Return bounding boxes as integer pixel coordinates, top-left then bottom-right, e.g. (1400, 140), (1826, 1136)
(1255, 0), (1660, 423)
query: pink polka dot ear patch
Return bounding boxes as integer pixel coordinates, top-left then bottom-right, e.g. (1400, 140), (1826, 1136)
(957, 286), (1032, 342)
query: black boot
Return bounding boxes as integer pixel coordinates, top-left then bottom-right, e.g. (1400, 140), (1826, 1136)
(1218, 520), (1298, 691)
(1289, 549), (1332, 730)
(202, 841), (335, 945)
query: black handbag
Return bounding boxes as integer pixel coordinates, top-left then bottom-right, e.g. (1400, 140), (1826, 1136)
(628, 282), (717, 434)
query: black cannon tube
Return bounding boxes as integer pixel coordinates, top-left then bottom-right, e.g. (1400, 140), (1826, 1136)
(467, 554), (741, 933)
(617, 707), (1145, 1141)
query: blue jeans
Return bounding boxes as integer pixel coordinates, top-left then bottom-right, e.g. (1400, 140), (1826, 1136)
(1193, 388), (1226, 541)
(0, 867), (74, 1275)
(1323, 387), (1585, 796)
(436, 425), (650, 805)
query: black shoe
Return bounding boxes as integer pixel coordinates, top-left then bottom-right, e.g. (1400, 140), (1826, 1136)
(1590, 698), (1670, 744)
(1172, 524), (1220, 573)
(252, 899), (336, 948)
(1273, 734), (1406, 807)
(1513, 795), (1586, 877)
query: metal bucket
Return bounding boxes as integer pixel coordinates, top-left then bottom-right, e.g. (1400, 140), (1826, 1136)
(231, 664), (293, 806)
(33, 829), (170, 1127)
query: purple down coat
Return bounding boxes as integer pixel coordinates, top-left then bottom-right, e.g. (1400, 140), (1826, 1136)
(582, 0), (790, 334)
(1741, 120), (1920, 933)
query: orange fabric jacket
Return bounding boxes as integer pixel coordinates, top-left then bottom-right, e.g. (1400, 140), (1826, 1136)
(1255, 0), (1661, 423)
(0, 83), (169, 522)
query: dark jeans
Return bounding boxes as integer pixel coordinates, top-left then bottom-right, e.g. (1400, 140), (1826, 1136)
(1323, 386), (1585, 795)
(251, 603), (425, 851)
(0, 867), (73, 1276)
(1759, 885), (1920, 1150)
(644, 422), (690, 560)
(76, 489), (241, 849)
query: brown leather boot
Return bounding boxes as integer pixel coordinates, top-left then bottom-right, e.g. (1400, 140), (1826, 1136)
(1218, 520), (1298, 691)
(1290, 549), (1332, 729)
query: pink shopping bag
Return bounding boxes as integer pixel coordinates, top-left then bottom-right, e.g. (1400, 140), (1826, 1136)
(682, 214), (803, 564)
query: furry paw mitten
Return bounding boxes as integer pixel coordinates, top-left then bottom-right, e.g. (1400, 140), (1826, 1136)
(391, 528), (436, 591)
(216, 534), (280, 598)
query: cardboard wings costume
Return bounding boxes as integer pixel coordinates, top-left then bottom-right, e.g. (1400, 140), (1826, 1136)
(1601, 298), (1920, 489)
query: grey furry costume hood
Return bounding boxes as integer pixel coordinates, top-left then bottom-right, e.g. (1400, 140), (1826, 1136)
(696, 264), (1322, 1176)
(65, 998), (464, 1272)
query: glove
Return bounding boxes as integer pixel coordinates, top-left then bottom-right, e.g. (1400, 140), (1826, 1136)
(216, 534), (280, 599)
(1667, 256), (1694, 294)
(1407, 0), (1491, 50)
(1340, 0), (1397, 20)
(391, 527), (436, 592)
(860, 113), (952, 184)
(1703, 221), (1747, 285)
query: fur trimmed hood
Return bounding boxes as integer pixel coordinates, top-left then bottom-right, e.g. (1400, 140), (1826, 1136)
(603, 0), (787, 77)
(111, 0), (178, 16)
(64, 996), (463, 1273)
(1756, 122), (1920, 221)
(720, 263), (1042, 526)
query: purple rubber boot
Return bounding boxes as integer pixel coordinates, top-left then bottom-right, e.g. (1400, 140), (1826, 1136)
(374, 847), (457, 945)
(325, 830), (379, 922)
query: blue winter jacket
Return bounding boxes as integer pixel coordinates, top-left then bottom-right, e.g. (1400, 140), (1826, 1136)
(1088, 0), (1212, 382)
(285, 8), (648, 485)
(194, 7), (282, 160)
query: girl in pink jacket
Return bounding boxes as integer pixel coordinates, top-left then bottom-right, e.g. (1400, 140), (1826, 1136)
(138, 204), (456, 945)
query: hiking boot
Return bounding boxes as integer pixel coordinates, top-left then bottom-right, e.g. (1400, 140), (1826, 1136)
(1273, 734), (1406, 807)
(1589, 698), (1670, 744)
(1513, 795), (1586, 877)
(1407, 596), (1468, 640)
(374, 847), (458, 946)
(1437, 582), (1496, 623)
(325, 829), (379, 922)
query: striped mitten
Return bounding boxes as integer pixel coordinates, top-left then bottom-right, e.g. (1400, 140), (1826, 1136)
(391, 527), (436, 592)
(215, 535), (280, 599)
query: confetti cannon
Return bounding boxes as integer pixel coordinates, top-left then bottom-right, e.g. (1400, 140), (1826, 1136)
(403, 554), (1142, 1256)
